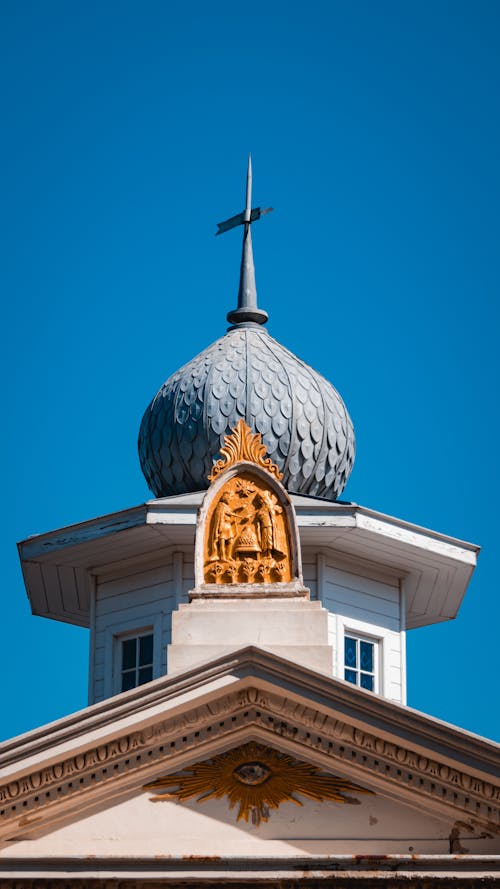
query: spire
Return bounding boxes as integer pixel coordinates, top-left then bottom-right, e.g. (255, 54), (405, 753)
(216, 156), (272, 328)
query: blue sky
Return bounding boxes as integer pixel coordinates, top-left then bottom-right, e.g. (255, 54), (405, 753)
(1, 1), (499, 742)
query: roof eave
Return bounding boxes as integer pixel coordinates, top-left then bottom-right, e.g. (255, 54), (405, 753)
(17, 496), (479, 630)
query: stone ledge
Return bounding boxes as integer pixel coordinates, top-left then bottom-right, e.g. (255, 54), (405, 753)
(190, 582), (310, 599)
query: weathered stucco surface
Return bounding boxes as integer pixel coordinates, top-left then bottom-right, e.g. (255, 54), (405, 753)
(2, 784), (497, 858)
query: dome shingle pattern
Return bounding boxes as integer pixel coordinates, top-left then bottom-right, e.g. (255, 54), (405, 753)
(139, 326), (355, 501)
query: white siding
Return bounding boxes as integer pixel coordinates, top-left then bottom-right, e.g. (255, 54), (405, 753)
(91, 550), (189, 704)
(302, 549), (317, 600)
(317, 551), (405, 704)
(181, 559), (194, 605)
(89, 541), (406, 706)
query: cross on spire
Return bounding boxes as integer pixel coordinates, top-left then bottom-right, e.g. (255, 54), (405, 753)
(217, 156), (273, 328)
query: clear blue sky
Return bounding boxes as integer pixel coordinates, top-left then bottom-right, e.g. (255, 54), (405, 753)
(2, 1), (499, 742)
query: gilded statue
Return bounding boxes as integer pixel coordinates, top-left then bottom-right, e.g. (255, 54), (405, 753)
(254, 490), (286, 558)
(210, 493), (236, 561)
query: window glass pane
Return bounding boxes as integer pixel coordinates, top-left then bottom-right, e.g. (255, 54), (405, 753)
(138, 666), (153, 686)
(344, 636), (357, 668)
(360, 673), (374, 691)
(122, 638), (137, 671)
(121, 670), (136, 692)
(139, 634), (154, 666)
(344, 669), (357, 684)
(360, 641), (373, 672)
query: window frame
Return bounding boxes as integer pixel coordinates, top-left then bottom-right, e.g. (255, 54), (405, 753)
(343, 632), (377, 692)
(104, 614), (162, 698)
(335, 616), (382, 695)
(119, 629), (155, 692)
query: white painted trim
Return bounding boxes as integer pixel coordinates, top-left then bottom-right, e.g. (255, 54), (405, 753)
(172, 551), (184, 609)
(19, 499), (479, 561)
(1, 647), (497, 781)
(336, 614), (383, 696)
(103, 613), (163, 699)
(316, 552), (325, 602)
(354, 511), (477, 563)
(326, 610), (335, 648)
(19, 501), (479, 632)
(400, 578), (407, 706)
(87, 575), (97, 705)
(0, 856), (497, 882)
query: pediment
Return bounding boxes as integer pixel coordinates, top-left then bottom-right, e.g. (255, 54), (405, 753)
(0, 648), (498, 864)
(1, 766), (485, 861)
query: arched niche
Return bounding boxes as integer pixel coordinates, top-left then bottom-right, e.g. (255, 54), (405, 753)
(193, 462), (305, 596)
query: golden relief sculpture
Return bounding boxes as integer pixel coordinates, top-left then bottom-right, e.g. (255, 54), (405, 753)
(208, 419), (283, 483)
(204, 473), (292, 584)
(145, 741), (372, 826)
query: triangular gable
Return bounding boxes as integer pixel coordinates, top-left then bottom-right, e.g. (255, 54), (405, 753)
(1, 771), (485, 859)
(0, 648), (498, 865)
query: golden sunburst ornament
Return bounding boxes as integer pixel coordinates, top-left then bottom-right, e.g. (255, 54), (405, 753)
(144, 742), (372, 826)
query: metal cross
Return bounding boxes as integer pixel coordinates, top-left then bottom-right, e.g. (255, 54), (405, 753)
(216, 155), (273, 236)
(219, 156), (272, 328)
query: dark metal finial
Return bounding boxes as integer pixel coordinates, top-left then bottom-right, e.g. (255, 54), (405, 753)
(216, 156), (272, 328)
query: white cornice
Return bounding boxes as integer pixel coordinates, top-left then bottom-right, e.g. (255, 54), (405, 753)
(18, 498), (478, 630)
(0, 649), (497, 844)
(0, 853), (499, 882)
(1, 648), (496, 772)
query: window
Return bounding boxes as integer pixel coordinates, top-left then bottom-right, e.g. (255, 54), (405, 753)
(120, 632), (154, 692)
(344, 634), (376, 691)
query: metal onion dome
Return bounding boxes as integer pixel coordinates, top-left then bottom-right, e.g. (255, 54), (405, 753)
(138, 159), (355, 501)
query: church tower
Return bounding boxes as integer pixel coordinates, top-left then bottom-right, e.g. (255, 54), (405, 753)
(6, 160), (499, 881)
(19, 158), (475, 706)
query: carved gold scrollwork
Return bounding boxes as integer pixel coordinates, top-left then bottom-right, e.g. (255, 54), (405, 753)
(208, 420), (283, 482)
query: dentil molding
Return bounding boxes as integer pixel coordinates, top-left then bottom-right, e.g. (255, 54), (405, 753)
(0, 686), (498, 836)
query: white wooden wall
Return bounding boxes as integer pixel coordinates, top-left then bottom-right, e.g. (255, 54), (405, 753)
(89, 546), (405, 705)
(90, 549), (194, 704)
(304, 549), (406, 704)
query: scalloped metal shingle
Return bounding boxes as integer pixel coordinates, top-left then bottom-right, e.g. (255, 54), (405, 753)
(139, 328), (355, 501)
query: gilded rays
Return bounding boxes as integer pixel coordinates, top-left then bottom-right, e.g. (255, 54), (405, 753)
(145, 742), (372, 825)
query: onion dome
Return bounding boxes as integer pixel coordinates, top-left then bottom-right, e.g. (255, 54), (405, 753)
(139, 159), (355, 501)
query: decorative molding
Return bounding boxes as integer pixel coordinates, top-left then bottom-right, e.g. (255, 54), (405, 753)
(145, 740), (372, 825)
(2, 864), (500, 887)
(0, 687), (498, 835)
(208, 420), (283, 483)
(0, 689), (266, 821)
